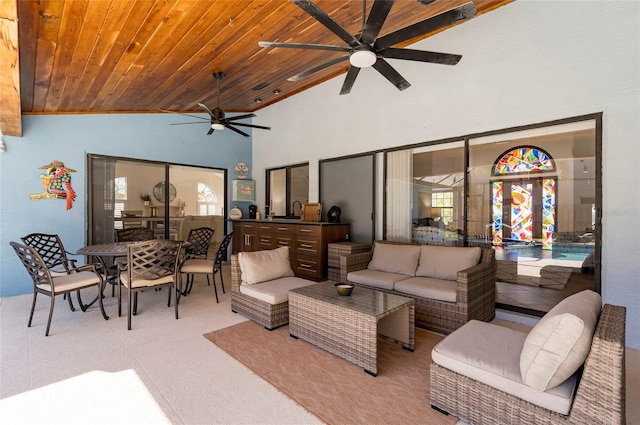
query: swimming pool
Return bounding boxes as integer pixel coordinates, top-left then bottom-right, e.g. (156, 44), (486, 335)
(498, 242), (593, 262)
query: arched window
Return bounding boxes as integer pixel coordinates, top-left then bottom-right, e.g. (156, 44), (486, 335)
(491, 146), (556, 249)
(198, 183), (218, 215)
(493, 146), (555, 175)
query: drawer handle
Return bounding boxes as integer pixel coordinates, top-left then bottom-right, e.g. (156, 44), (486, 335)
(299, 263), (313, 269)
(300, 229), (311, 232)
(260, 226), (271, 230)
(260, 239), (270, 243)
(300, 243), (313, 248)
(278, 227), (288, 231)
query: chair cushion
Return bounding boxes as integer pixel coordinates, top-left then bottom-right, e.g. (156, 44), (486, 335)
(432, 320), (578, 415)
(347, 269), (409, 291)
(394, 277), (457, 302)
(238, 246), (294, 285)
(42, 271), (102, 293)
(416, 245), (481, 281)
(119, 273), (174, 289)
(520, 290), (601, 391)
(367, 243), (420, 276)
(180, 258), (214, 274)
(239, 276), (315, 305)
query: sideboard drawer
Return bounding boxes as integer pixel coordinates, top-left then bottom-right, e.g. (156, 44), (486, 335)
(296, 236), (319, 255)
(294, 256), (319, 278)
(295, 225), (321, 236)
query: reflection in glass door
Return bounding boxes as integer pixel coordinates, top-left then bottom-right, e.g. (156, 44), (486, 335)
(469, 119), (597, 313)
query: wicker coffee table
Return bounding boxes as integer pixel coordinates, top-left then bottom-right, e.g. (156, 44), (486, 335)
(289, 282), (415, 376)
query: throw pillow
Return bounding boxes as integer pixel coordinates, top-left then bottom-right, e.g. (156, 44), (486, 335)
(416, 245), (481, 281)
(520, 289), (602, 391)
(238, 246), (294, 285)
(367, 243), (420, 276)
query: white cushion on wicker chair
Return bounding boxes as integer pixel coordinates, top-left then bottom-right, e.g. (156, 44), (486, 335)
(432, 320), (578, 415)
(416, 245), (481, 281)
(238, 246), (294, 285)
(520, 289), (601, 391)
(239, 276), (314, 304)
(367, 243), (420, 276)
(394, 277), (456, 302)
(347, 269), (409, 290)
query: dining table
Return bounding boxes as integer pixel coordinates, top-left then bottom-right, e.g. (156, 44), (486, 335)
(76, 242), (132, 299)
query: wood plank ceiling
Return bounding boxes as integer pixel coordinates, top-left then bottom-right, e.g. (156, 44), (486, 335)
(1, 0), (511, 137)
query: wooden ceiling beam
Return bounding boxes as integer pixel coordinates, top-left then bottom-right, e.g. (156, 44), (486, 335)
(0, 0), (22, 136)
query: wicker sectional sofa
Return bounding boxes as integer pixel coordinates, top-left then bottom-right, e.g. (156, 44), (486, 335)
(338, 240), (496, 334)
(430, 291), (626, 424)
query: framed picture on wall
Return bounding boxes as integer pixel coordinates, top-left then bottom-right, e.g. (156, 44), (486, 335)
(232, 179), (256, 202)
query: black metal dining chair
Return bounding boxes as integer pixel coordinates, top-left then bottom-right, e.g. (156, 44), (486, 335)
(117, 239), (183, 330)
(115, 227), (154, 242)
(180, 227), (214, 295)
(179, 232), (233, 302)
(10, 241), (109, 336)
(21, 233), (101, 311)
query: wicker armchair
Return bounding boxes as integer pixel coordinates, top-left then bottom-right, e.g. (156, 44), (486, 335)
(230, 254), (289, 330)
(430, 303), (626, 424)
(339, 240), (496, 334)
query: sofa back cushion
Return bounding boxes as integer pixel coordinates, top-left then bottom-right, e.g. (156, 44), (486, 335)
(238, 246), (294, 285)
(520, 290), (601, 391)
(416, 245), (481, 281)
(367, 242), (420, 277)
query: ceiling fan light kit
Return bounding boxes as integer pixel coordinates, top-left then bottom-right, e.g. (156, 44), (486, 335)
(349, 47), (377, 68)
(259, 0), (476, 95)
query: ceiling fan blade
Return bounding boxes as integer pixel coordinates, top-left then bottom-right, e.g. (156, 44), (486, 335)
(225, 125), (250, 138)
(207, 128), (214, 135)
(375, 2), (476, 50)
(225, 113), (257, 122)
(197, 103), (216, 119)
(372, 59), (411, 91)
(339, 66), (361, 95)
(160, 109), (209, 121)
(288, 55), (349, 82)
(258, 41), (350, 53)
(292, 0), (360, 47)
(379, 47), (462, 65)
(231, 122), (271, 130)
(170, 121), (210, 125)
(360, 0), (395, 44)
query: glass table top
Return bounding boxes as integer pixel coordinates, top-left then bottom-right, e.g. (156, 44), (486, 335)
(290, 282), (413, 317)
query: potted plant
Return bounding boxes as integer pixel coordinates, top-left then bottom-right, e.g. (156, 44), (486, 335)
(140, 194), (151, 206)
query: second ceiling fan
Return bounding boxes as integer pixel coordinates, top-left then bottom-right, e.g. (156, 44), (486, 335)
(169, 72), (271, 137)
(259, 0), (476, 95)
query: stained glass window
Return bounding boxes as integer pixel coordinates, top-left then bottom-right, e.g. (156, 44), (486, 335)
(493, 147), (555, 175)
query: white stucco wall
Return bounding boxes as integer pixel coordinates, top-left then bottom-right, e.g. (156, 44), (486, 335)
(252, 1), (640, 348)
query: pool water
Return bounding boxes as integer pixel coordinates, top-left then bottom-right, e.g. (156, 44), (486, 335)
(499, 243), (592, 262)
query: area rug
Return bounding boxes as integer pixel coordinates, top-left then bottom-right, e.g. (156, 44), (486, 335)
(204, 321), (456, 425)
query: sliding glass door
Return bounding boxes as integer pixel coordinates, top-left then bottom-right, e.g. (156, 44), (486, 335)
(87, 155), (226, 246)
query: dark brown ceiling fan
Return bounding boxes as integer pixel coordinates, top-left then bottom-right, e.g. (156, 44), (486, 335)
(259, 0), (476, 95)
(166, 72), (271, 137)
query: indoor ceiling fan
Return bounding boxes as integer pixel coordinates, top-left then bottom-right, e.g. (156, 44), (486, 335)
(166, 72), (271, 137)
(259, 0), (476, 95)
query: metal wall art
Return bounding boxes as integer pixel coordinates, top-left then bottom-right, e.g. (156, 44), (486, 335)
(29, 160), (77, 210)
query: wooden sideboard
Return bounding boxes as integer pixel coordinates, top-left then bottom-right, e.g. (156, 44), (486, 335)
(231, 219), (349, 281)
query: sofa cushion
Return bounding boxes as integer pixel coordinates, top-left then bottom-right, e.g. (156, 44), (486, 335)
(416, 245), (481, 281)
(347, 269), (409, 291)
(367, 243), (420, 277)
(520, 290), (601, 391)
(239, 276), (314, 305)
(432, 320), (578, 415)
(238, 246), (294, 285)
(394, 277), (457, 302)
